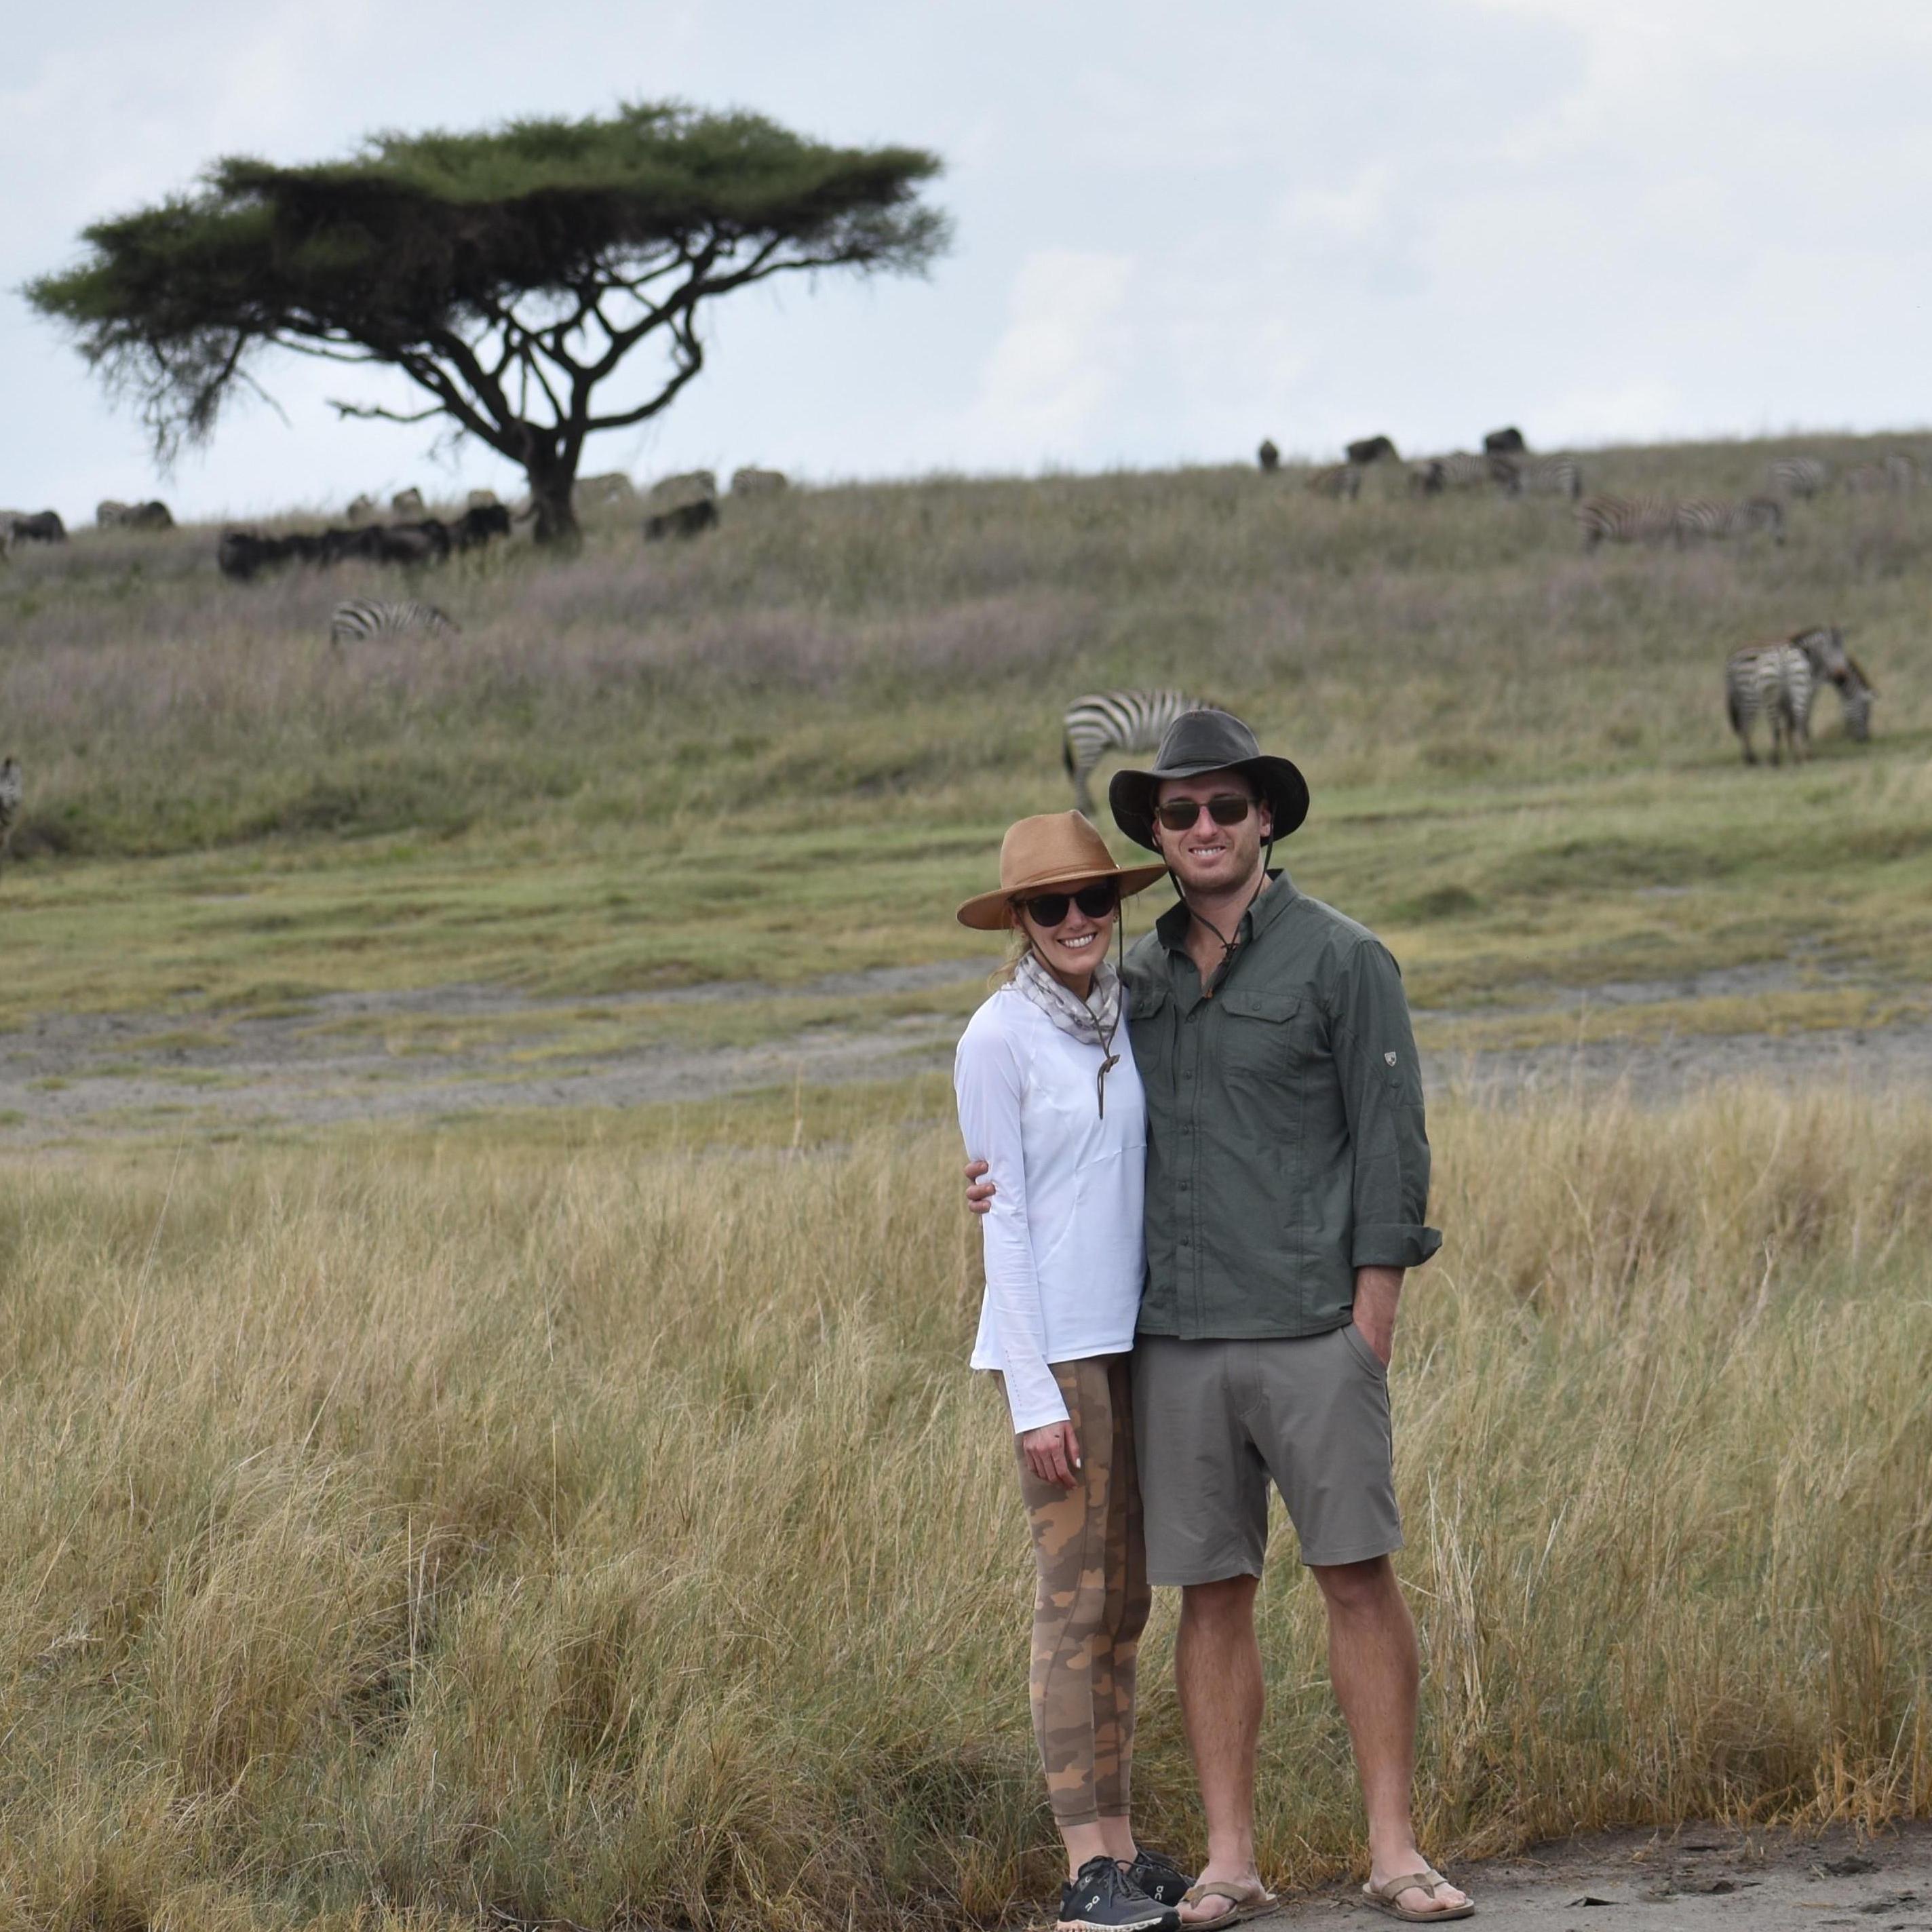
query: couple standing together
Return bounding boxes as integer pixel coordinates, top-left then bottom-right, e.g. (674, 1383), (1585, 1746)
(953, 710), (1471, 1932)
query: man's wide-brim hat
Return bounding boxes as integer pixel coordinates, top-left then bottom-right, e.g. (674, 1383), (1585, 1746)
(1108, 708), (1310, 853)
(956, 811), (1170, 931)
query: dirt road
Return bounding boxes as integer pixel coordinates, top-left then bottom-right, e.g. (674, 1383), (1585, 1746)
(1, 961), (1926, 1143)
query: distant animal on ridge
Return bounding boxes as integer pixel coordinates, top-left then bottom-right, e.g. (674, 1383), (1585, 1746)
(329, 598), (460, 645)
(391, 487), (425, 514)
(1306, 462), (1361, 500)
(0, 756), (20, 877)
(1257, 440), (1280, 473)
(1765, 458), (1829, 499)
(644, 499), (718, 541)
(1409, 452), (1498, 495)
(1574, 495), (1679, 549)
(1674, 497), (1785, 545)
(3, 510), (66, 545)
(1346, 435), (1398, 466)
(96, 499), (174, 530)
(574, 472), (637, 510)
(1483, 427), (1526, 455)
(1491, 454), (1582, 500)
(1062, 689), (1205, 815)
(731, 467), (790, 496)
(1844, 455), (1918, 494)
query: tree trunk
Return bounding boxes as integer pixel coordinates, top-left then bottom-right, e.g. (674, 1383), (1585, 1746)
(524, 461), (582, 551)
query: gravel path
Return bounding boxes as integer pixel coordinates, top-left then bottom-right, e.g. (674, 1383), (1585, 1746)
(2, 961), (1926, 1143)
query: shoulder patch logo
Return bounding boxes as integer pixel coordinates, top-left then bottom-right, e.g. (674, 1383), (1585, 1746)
(1385, 1050), (1397, 1066)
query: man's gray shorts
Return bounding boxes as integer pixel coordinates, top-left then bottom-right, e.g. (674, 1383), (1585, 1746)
(1132, 1327), (1402, 1581)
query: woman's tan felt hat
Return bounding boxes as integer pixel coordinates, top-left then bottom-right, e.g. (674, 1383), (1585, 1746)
(956, 811), (1170, 931)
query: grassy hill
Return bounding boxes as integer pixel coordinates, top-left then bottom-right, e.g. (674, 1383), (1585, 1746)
(3, 431), (1929, 1045)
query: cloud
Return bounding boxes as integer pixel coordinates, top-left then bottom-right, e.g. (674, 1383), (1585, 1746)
(973, 250), (1137, 455)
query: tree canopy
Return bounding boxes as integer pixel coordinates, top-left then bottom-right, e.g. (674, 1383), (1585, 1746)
(28, 104), (949, 542)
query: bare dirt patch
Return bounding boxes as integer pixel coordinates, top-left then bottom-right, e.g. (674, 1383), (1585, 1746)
(1275, 1821), (1932, 1932)
(2, 960), (1927, 1144)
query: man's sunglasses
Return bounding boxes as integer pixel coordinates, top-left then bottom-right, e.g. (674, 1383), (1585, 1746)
(1154, 794), (1255, 832)
(1018, 883), (1120, 927)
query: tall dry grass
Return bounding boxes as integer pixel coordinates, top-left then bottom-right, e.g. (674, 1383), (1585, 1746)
(1, 1082), (1928, 1929)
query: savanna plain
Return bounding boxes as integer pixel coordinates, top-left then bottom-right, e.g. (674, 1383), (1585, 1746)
(1, 436), (1929, 1929)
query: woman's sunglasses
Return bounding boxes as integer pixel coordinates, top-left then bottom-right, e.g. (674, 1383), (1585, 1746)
(1153, 794), (1255, 832)
(1018, 883), (1120, 927)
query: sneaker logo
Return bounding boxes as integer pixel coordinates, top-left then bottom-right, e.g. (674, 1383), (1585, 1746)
(1086, 1897), (1101, 1911)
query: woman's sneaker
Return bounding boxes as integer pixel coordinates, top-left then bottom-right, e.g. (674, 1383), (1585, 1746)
(1125, 1849), (1197, 1910)
(1058, 1854), (1180, 1932)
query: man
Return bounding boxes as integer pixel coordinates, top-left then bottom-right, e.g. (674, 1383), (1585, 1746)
(968, 710), (1469, 1927)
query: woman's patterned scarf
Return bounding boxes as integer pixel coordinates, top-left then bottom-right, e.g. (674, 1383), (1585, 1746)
(1013, 952), (1123, 1115)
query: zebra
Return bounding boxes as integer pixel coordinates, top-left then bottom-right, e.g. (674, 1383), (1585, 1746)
(1674, 497), (1785, 545)
(1790, 625), (1877, 742)
(1726, 642), (1818, 764)
(1494, 454), (1583, 500)
(1574, 495), (1676, 549)
(1062, 690), (1204, 815)
(1843, 455), (1919, 494)
(0, 756), (20, 876)
(1765, 457), (1829, 498)
(1409, 452), (1500, 495)
(1306, 462), (1361, 500)
(328, 598), (460, 645)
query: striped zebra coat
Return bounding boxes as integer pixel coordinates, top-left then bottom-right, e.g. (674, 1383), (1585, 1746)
(1062, 690), (1203, 815)
(1574, 495), (1676, 549)
(1790, 625), (1877, 742)
(1409, 452), (1501, 495)
(328, 598), (461, 645)
(0, 756), (21, 878)
(1494, 454), (1583, 500)
(1726, 642), (1817, 764)
(1765, 457), (1829, 498)
(1844, 455), (1918, 494)
(1674, 497), (1785, 545)
(1306, 463), (1361, 499)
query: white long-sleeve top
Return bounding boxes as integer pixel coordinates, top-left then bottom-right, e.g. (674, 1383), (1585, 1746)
(953, 984), (1148, 1433)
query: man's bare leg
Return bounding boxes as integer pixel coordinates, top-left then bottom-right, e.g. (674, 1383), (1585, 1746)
(1311, 1557), (1468, 1917)
(1175, 1574), (1265, 1923)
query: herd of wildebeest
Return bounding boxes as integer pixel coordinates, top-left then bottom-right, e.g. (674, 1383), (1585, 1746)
(0, 433), (1916, 876)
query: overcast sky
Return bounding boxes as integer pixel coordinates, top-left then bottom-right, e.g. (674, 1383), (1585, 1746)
(5, 0), (1931, 522)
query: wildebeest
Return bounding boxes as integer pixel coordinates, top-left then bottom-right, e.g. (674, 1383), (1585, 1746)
(644, 499), (719, 541)
(1256, 440), (1280, 474)
(1482, 427), (1527, 455)
(1346, 435), (1398, 466)
(450, 503), (512, 550)
(391, 487), (425, 514)
(730, 467), (789, 496)
(4, 510), (67, 545)
(97, 499), (174, 530)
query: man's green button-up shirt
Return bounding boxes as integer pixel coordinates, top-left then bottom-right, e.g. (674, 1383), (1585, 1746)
(1123, 872), (1441, 1340)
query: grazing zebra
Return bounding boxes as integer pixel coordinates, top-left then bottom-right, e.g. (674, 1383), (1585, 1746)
(0, 756), (20, 876)
(1726, 642), (1818, 764)
(1062, 689), (1203, 815)
(1790, 625), (1877, 741)
(1844, 455), (1920, 494)
(1494, 454), (1583, 500)
(328, 598), (460, 644)
(1674, 497), (1785, 545)
(1409, 452), (1499, 495)
(1765, 457), (1829, 498)
(1574, 495), (1676, 549)
(1306, 462), (1361, 499)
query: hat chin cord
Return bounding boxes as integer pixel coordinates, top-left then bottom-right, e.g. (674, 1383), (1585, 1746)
(1167, 833), (1274, 978)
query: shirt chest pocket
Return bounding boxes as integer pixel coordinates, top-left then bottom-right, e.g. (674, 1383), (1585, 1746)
(1216, 988), (1302, 1086)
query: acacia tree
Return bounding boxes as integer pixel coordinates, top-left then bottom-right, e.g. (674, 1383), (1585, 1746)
(28, 104), (948, 545)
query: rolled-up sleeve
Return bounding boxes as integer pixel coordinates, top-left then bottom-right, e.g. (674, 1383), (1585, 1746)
(1329, 938), (1442, 1271)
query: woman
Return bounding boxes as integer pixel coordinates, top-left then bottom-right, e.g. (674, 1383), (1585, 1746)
(954, 811), (1191, 1932)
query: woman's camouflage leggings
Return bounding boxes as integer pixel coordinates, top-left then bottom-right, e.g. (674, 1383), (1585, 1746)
(1002, 1354), (1152, 1825)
